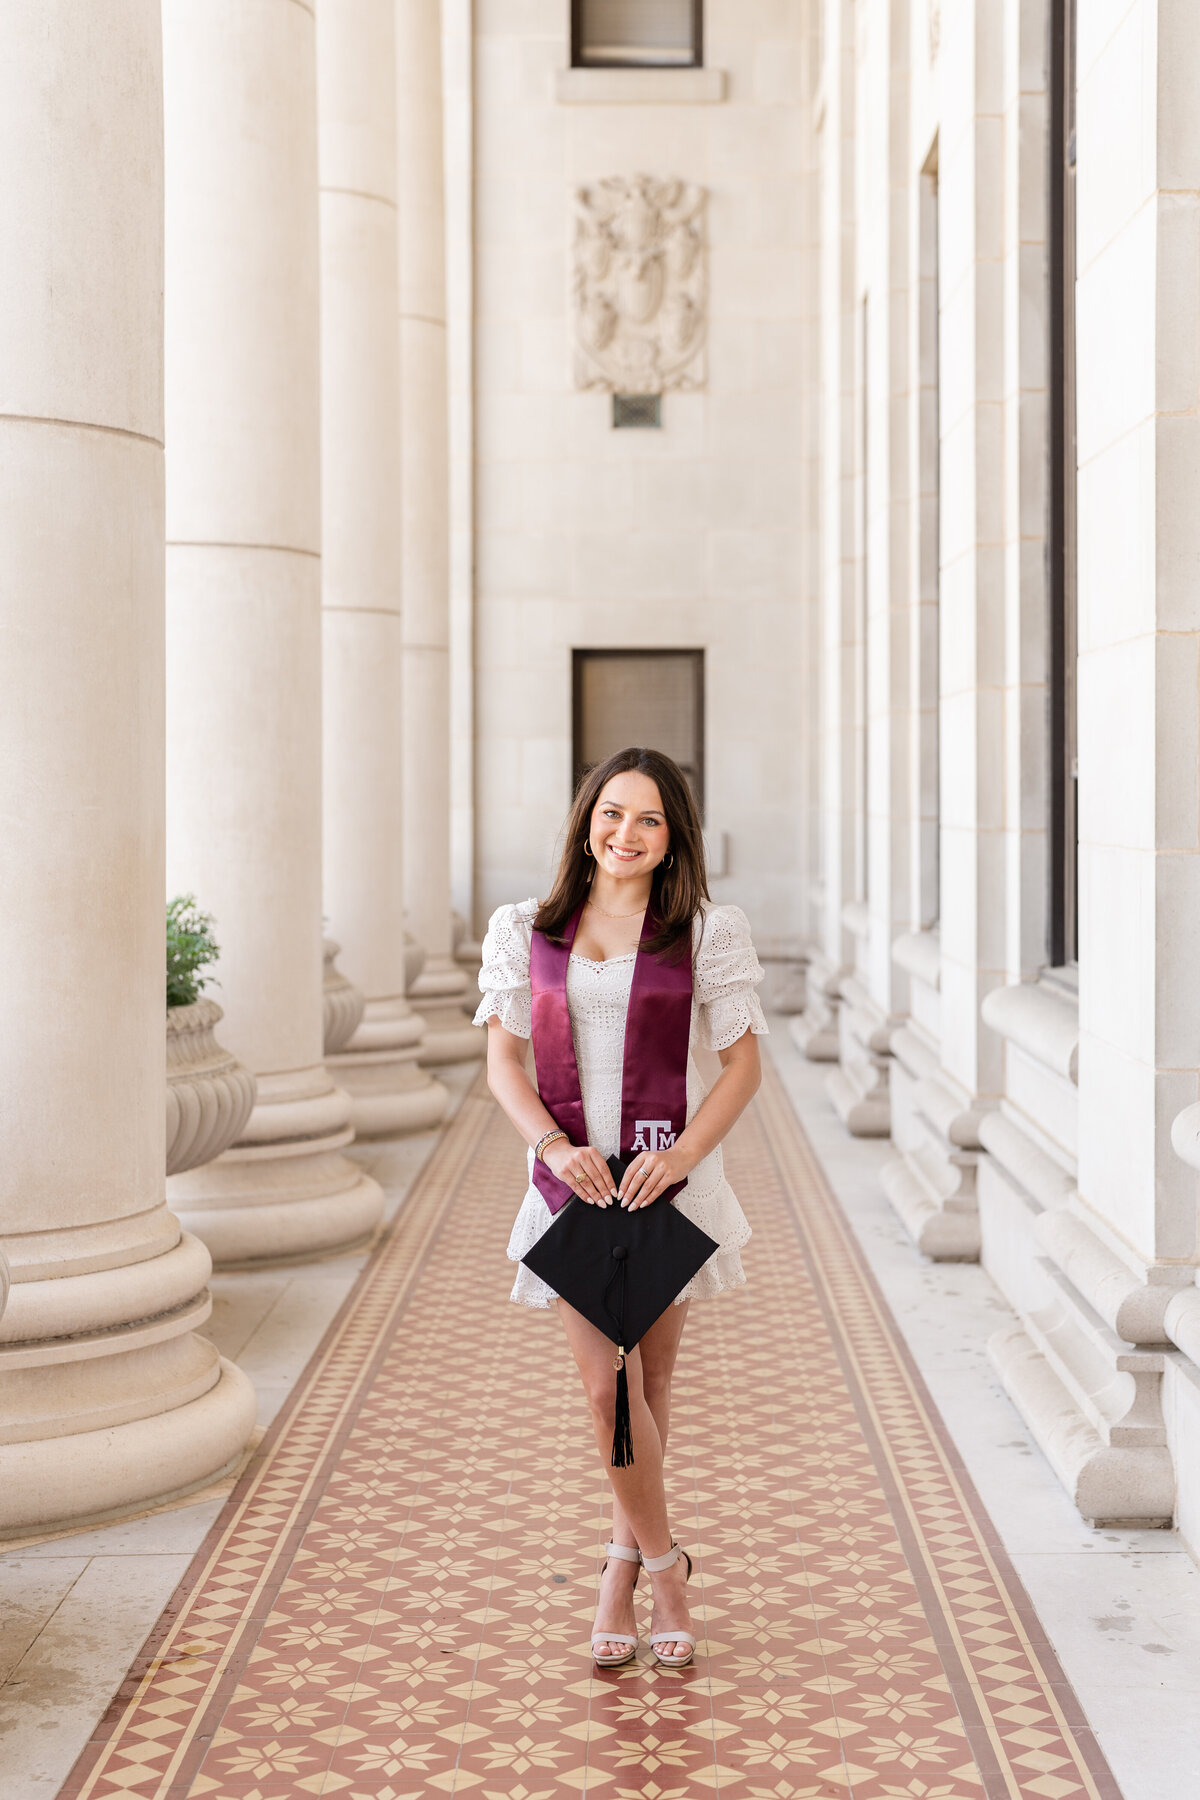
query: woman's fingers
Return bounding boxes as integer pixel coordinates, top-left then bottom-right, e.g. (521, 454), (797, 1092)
(587, 1150), (618, 1198)
(626, 1170), (664, 1209)
(621, 1155), (655, 1208)
(576, 1148), (614, 1200)
(616, 1154), (644, 1204)
(621, 1152), (686, 1208)
(570, 1146), (616, 1205)
(574, 1163), (601, 1203)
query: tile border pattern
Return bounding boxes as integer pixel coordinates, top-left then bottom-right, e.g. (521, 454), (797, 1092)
(60, 1080), (494, 1800)
(754, 1060), (1122, 1800)
(58, 1062), (1124, 1800)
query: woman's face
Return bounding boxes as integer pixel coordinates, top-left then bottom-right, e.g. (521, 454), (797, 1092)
(588, 772), (671, 882)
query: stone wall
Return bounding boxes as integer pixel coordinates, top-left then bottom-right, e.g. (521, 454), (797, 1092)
(469, 0), (817, 935)
(800, 0), (1200, 1549)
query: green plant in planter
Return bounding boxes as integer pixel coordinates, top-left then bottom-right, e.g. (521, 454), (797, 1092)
(166, 895), (220, 1009)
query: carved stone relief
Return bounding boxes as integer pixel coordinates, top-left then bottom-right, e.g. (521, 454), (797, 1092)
(572, 175), (706, 394)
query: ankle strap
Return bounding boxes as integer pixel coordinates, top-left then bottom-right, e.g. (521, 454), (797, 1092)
(603, 1540), (641, 1564)
(641, 1542), (682, 1574)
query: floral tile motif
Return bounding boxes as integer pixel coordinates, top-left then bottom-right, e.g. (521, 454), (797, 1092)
(61, 1067), (1124, 1800)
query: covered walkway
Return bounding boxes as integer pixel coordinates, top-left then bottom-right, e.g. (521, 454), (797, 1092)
(60, 1061), (1119, 1800)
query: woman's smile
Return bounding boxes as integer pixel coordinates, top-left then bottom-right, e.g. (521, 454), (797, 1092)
(588, 775), (671, 889)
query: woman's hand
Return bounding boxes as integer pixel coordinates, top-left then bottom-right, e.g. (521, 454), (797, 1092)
(542, 1139), (619, 1207)
(617, 1030), (762, 1211)
(619, 1147), (695, 1210)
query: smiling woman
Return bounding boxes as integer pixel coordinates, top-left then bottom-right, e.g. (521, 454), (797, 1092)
(474, 746), (768, 1670)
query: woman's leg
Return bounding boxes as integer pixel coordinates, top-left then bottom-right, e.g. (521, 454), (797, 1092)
(558, 1299), (692, 1660)
(612, 1298), (689, 1512)
(627, 1300), (693, 1660)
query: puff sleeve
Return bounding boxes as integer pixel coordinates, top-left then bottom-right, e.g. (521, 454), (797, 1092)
(472, 899), (537, 1038)
(693, 904), (769, 1052)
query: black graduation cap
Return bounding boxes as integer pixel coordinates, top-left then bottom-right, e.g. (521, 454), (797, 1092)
(522, 1155), (719, 1466)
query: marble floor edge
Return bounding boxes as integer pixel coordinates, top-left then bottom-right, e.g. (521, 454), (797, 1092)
(763, 1015), (1200, 1800)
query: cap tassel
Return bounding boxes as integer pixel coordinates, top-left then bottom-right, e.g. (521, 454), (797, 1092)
(611, 1349), (634, 1467)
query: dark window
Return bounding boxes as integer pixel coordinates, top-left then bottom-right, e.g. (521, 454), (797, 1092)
(572, 649), (704, 812)
(1048, 0), (1078, 965)
(572, 0), (702, 69)
(612, 393), (662, 429)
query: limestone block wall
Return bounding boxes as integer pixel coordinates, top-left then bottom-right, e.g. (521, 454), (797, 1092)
(803, 0), (1200, 1541)
(470, 0), (814, 935)
(1067, 0), (1200, 1535)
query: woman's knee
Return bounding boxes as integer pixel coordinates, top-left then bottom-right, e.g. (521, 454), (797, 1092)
(580, 1359), (640, 1428)
(641, 1365), (672, 1413)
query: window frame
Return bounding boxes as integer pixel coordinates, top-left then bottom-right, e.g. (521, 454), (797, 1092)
(1047, 0), (1078, 968)
(571, 647), (706, 813)
(570, 0), (704, 70)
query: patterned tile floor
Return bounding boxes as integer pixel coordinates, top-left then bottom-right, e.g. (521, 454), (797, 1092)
(61, 1063), (1123, 1799)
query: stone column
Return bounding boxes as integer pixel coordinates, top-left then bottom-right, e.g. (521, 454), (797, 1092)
(0, 0), (255, 1533)
(826, 0), (915, 1142)
(990, 0), (1196, 1526)
(876, 0), (1005, 1262)
(318, 0), (450, 1136)
(793, 0), (859, 1066)
(163, 0), (383, 1261)
(396, 0), (483, 1066)
(982, 0), (1188, 1528)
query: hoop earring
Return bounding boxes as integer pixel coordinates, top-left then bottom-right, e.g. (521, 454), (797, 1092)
(663, 852), (674, 869)
(583, 840), (594, 858)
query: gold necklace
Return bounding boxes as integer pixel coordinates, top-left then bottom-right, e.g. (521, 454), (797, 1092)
(585, 897), (647, 920)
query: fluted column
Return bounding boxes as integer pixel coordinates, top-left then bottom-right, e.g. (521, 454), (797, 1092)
(0, 0), (255, 1533)
(163, 0), (383, 1261)
(318, 0), (450, 1136)
(396, 0), (482, 1065)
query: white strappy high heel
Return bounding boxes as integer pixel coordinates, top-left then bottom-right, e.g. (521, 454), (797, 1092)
(591, 1540), (641, 1667)
(643, 1541), (696, 1668)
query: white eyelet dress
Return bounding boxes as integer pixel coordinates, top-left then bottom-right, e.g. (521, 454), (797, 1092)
(472, 898), (769, 1310)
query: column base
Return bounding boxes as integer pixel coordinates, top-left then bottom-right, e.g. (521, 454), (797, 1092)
(0, 1355), (257, 1538)
(168, 1065), (384, 1265)
(410, 958), (486, 1065)
(0, 1215), (258, 1536)
(879, 1150), (981, 1259)
(826, 976), (894, 1137)
(882, 1031), (988, 1260)
(452, 911), (483, 1004)
(758, 937), (809, 1015)
(789, 954), (844, 1061)
(980, 1125), (1177, 1528)
(989, 1323), (1174, 1527)
(327, 996), (450, 1138)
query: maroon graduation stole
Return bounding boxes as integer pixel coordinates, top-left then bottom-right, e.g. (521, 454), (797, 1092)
(529, 904), (693, 1213)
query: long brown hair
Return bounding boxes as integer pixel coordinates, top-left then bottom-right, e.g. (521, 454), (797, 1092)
(535, 748), (709, 960)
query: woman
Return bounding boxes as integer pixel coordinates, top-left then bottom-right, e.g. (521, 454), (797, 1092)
(475, 747), (767, 1669)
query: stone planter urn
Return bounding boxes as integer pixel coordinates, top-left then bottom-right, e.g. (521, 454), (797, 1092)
(323, 938), (366, 1055)
(166, 999), (257, 1178)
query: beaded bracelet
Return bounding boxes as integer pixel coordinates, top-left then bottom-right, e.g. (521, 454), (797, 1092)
(534, 1128), (567, 1162)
